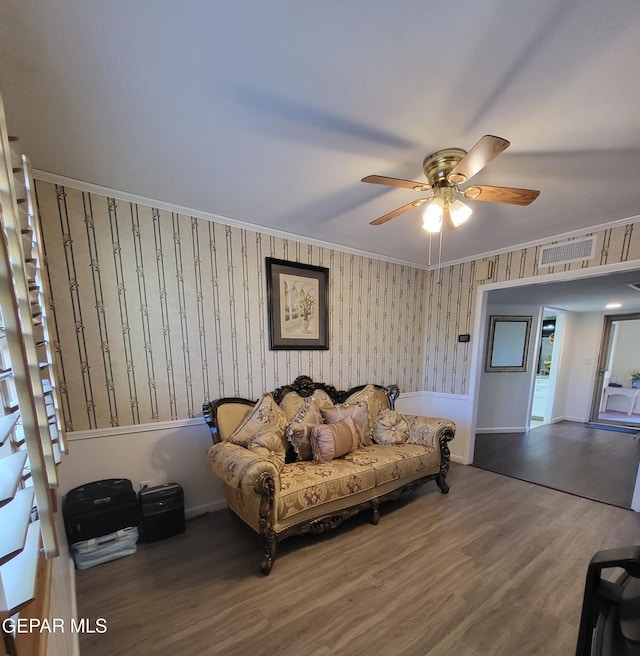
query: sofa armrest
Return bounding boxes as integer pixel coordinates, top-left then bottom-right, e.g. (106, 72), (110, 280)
(207, 441), (281, 489)
(207, 441), (281, 573)
(404, 415), (455, 489)
(404, 415), (456, 448)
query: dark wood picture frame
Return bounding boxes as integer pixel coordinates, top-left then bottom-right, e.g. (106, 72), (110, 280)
(266, 257), (329, 350)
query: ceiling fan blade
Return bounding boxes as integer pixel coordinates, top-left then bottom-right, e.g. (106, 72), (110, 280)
(369, 199), (430, 225)
(447, 135), (510, 184)
(463, 185), (540, 206)
(362, 174), (430, 191)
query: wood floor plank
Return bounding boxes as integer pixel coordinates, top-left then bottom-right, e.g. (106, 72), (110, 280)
(473, 421), (640, 508)
(75, 464), (640, 656)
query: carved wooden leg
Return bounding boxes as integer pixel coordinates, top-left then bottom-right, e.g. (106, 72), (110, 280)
(260, 530), (277, 575)
(371, 498), (380, 525)
(436, 472), (449, 494)
(254, 471), (277, 575)
(437, 431), (452, 494)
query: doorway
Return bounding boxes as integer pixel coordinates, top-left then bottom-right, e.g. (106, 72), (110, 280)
(590, 313), (640, 428)
(530, 309), (559, 429)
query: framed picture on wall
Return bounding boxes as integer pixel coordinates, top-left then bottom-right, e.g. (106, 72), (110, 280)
(266, 257), (329, 350)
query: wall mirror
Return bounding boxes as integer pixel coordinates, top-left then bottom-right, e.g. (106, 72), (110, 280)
(485, 315), (533, 372)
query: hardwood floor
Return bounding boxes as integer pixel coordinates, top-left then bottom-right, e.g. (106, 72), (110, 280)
(473, 421), (640, 508)
(75, 464), (640, 656)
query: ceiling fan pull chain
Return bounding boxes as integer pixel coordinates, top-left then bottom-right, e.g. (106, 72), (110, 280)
(437, 228), (443, 284)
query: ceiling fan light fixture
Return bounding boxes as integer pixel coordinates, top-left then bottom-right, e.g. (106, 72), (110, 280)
(422, 197), (444, 233)
(448, 198), (473, 227)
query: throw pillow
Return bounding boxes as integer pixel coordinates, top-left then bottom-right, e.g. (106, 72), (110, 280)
(310, 416), (359, 463)
(373, 409), (410, 445)
(279, 391), (305, 420)
(287, 398), (324, 461)
(228, 394), (289, 448)
(279, 389), (335, 420)
(249, 429), (286, 472)
(311, 389), (335, 410)
(345, 385), (391, 442)
(321, 401), (369, 446)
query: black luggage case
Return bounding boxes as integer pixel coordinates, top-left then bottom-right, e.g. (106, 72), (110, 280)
(138, 483), (185, 542)
(63, 478), (140, 544)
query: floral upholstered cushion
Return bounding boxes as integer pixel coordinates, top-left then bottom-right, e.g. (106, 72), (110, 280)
(321, 401), (370, 446)
(278, 459), (376, 520)
(343, 444), (439, 486)
(228, 394), (289, 448)
(286, 398), (324, 461)
(310, 416), (360, 463)
(373, 409), (410, 445)
(344, 385), (390, 442)
(249, 429), (286, 471)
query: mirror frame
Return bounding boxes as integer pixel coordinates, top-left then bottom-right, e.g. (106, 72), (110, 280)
(485, 315), (533, 372)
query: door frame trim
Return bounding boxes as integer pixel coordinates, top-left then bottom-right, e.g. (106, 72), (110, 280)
(590, 311), (640, 426)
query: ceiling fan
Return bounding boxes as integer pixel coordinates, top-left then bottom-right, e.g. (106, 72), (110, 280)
(362, 135), (540, 234)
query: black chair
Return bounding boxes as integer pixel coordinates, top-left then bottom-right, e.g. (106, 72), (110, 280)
(576, 546), (640, 655)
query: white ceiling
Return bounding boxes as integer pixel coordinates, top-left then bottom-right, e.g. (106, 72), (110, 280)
(487, 267), (640, 313)
(2, 1), (640, 267)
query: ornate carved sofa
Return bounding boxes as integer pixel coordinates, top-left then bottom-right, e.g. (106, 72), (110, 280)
(203, 376), (455, 574)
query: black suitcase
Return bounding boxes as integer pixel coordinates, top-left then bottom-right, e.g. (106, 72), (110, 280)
(63, 478), (140, 544)
(138, 483), (185, 542)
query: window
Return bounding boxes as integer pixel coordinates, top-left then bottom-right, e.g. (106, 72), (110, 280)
(0, 97), (66, 653)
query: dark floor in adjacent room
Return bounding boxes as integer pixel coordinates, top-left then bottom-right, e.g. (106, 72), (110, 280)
(472, 421), (640, 508)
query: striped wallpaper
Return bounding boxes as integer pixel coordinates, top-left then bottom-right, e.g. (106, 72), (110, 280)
(422, 222), (640, 395)
(34, 179), (640, 431)
(35, 181), (428, 431)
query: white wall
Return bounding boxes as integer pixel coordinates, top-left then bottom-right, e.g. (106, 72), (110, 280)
(475, 304), (542, 432)
(562, 312), (604, 422)
(396, 391), (472, 464)
(58, 420), (226, 535)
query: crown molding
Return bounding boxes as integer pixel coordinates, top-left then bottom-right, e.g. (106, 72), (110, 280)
(33, 170), (428, 270)
(34, 169), (640, 272)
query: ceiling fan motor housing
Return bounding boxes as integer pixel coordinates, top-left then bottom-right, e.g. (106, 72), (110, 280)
(422, 148), (466, 187)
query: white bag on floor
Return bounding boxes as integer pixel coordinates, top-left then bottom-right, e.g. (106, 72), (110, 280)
(71, 527), (138, 569)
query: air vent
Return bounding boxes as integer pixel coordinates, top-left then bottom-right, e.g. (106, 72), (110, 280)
(627, 282), (640, 291)
(538, 237), (596, 267)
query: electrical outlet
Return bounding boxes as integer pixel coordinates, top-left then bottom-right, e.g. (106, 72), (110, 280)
(139, 481), (151, 491)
